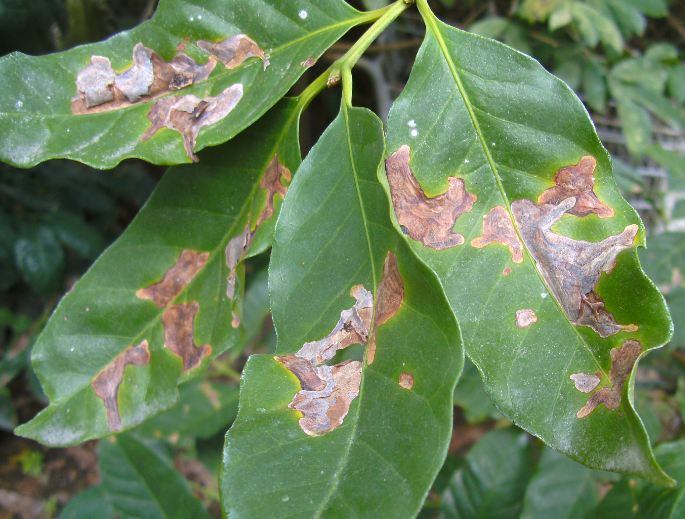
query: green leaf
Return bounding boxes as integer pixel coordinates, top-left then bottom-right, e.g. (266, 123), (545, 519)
(616, 96), (653, 156)
(48, 211), (106, 259)
(15, 99), (301, 446)
(59, 486), (116, 519)
(638, 232), (685, 288)
(605, 0), (646, 39)
(668, 65), (685, 104)
(645, 44), (679, 65)
(221, 102), (463, 517)
(14, 223), (65, 293)
(582, 60), (607, 113)
(520, 448), (600, 519)
(623, 0), (668, 18)
(570, 3), (623, 54)
(137, 379), (238, 441)
(665, 289), (685, 347)
(99, 434), (212, 519)
(453, 359), (500, 424)
(645, 146), (685, 190)
(386, 1), (672, 484)
(0, 0), (372, 168)
(440, 428), (533, 519)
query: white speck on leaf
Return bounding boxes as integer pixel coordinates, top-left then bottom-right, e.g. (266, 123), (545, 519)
(407, 119), (417, 128)
(541, 292), (548, 298)
(282, 496), (290, 502)
(410, 128), (419, 138)
(14, 100), (23, 109)
(298, 9), (308, 19)
(464, 159), (470, 164)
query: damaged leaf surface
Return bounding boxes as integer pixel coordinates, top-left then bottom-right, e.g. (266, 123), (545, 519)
(384, 4), (672, 484)
(221, 104), (463, 518)
(15, 100), (302, 446)
(0, 0), (370, 168)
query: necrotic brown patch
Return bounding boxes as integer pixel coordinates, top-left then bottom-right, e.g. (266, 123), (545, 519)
(142, 84), (243, 162)
(136, 250), (209, 307)
(72, 43), (216, 114)
(92, 340), (150, 431)
(368, 251), (404, 365)
(399, 372), (414, 390)
(538, 156), (614, 218)
(386, 145), (476, 250)
(574, 340), (641, 418)
(511, 197), (638, 337)
(276, 285), (373, 436)
(471, 206), (524, 263)
(197, 35), (269, 70)
(162, 302), (211, 371)
(515, 309), (538, 328)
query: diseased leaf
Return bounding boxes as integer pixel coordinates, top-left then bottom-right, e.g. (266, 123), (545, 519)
(15, 99), (301, 446)
(221, 102), (463, 517)
(384, 1), (673, 484)
(0, 0), (373, 168)
(440, 428), (533, 519)
(99, 434), (212, 519)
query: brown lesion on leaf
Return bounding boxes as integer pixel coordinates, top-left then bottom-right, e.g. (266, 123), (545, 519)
(162, 302), (212, 371)
(503, 266), (512, 277)
(471, 206), (524, 263)
(276, 285), (373, 436)
(367, 251), (404, 365)
(538, 156), (614, 218)
(511, 197), (639, 337)
(92, 340), (150, 431)
(225, 156), (292, 327)
(399, 372), (414, 390)
(574, 340), (641, 418)
(570, 372), (601, 393)
(136, 250), (210, 307)
(72, 43), (217, 114)
(515, 309), (538, 328)
(141, 84), (243, 162)
(197, 35), (269, 70)
(386, 145), (477, 250)
(301, 57), (317, 68)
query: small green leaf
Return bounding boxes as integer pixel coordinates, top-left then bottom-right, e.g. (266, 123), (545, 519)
(668, 65), (685, 104)
(221, 102), (463, 517)
(0, 0), (371, 168)
(520, 448), (600, 519)
(386, 1), (672, 484)
(15, 99), (301, 446)
(638, 232), (685, 288)
(605, 0), (645, 38)
(48, 211), (106, 259)
(100, 434), (212, 519)
(441, 428), (533, 519)
(14, 224), (65, 293)
(616, 97), (653, 156)
(59, 486), (116, 519)
(582, 60), (607, 113)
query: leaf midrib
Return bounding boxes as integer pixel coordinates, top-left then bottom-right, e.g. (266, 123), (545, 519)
(422, 13), (608, 378)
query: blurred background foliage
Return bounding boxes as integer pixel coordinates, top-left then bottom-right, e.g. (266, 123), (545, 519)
(0, 0), (684, 517)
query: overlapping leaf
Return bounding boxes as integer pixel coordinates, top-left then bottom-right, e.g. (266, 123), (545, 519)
(221, 102), (463, 517)
(16, 99), (301, 446)
(382, 0), (672, 483)
(0, 0), (372, 168)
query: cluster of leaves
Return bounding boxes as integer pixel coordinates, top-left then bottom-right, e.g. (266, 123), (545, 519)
(0, 0), (684, 517)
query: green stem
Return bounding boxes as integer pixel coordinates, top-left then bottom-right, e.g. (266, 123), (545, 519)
(296, 0), (413, 111)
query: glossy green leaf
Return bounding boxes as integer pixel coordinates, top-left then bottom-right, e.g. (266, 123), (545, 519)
(385, 1), (672, 484)
(440, 428), (533, 519)
(59, 486), (116, 519)
(0, 0), (372, 168)
(520, 448), (600, 519)
(15, 99), (301, 446)
(221, 102), (463, 517)
(99, 434), (212, 519)
(453, 359), (500, 424)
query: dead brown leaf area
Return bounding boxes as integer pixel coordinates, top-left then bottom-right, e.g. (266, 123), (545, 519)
(471, 205), (524, 264)
(276, 253), (406, 435)
(385, 145), (476, 250)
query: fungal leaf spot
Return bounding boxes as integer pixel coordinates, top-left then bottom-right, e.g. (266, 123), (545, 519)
(471, 206), (524, 263)
(142, 84), (243, 161)
(92, 340), (150, 431)
(399, 372), (414, 390)
(136, 250), (209, 307)
(516, 309), (538, 328)
(225, 156), (291, 327)
(386, 145), (476, 250)
(197, 35), (269, 70)
(368, 251), (404, 365)
(575, 340), (641, 418)
(511, 197), (638, 337)
(162, 302), (211, 371)
(276, 285), (373, 436)
(538, 156), (614, 218)
(570, 372), (601, 393)
(72, 43), (216, 114)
